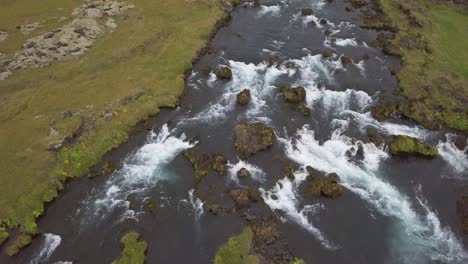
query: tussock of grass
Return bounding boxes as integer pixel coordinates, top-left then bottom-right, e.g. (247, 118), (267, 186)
(374, 0), (468, 130)
(214, 227), (259, 264)
(0, 0), (226, 247)
(112, 232), (147, 264)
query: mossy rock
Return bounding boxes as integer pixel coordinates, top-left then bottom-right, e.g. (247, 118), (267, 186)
(282, 86), (306, 103)
(252, 219), (280, 245)
(204, 203), (226, 216)
(183, 149), (227, 185)
(350, 0), (368, 8)
(0, 228), (8, 246)
(216, 67), (233, 80)
(301, 8), (314, 16)
(5, 234), (32, 256)
(340, 56), (353, 65)
(236, 89), (251, 106)
(389, 135), (438, 158)
(112, 232), (147, 264)
(143, 197), (157, 214)
(371, 103), (395, 122)
(322, 51), (333, 58)
(237, 167), (251, 178)
(290, 259), (306, 264)
(295, 104), (311, 116)
(234, 123), (275, 160)
(366, 127), (384, 146)
(230, 188), (263, 209)
(305, 167), (344, 199)
(214, 227), (258, 264)
(284, 163), (295, 179)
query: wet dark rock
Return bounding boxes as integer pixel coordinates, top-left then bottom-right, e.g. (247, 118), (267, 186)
(103, 161), (115, 173)
(362, 53), (370, 60)
(229, 189), (263, 209)
(456, 194), (468, 234)
(234, 123), (275, 160)
(236, 89), (251, 105)
(350, 0), (368, 8)
(143, 197), (157, 214)
(366, 127), (384, 146)
(283, 163), (294, 179)
(237, 167), (251, 178)
(301, 8), (314, 16)
(389, 135), (438, 158)
(204, 203), (226, 216)
(340, 55), (353, 65)
(371, 102), (395, 122)
(305, 166), (345, 199)
(216, 66), (232, 80)
(345, 4), (352, 12)
(324, 29), (333, 36)
(319, 18), (328, 25)
(183, 149), (227, 185)
(281, 86), (306, 103)
(453, 134), (467, 151)
(322, 50), (333, 58)
(294, 104), (311, 116)
(356, 143), (365, 160)
(308, 20), (317, 27)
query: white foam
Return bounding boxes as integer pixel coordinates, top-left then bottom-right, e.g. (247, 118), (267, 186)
(281, 125), (467, 263)
(259, 5), (281, 16)
(335, 38), (358, 47)
(31, 233), (61, 264)
(89, 124), (195, 219)
(189, 189), (204, 220)
(227, 160), (266, 184)
(437, 134), (468, 177)
(261, 177), (335, 249)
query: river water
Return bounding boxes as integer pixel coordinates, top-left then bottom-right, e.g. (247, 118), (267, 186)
(5, 0), (468, 263)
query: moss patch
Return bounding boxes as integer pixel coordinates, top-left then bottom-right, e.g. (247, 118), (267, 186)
(0, 0), (227, 245)
(183, 149), (227, 186)
(363, 0), (468, 130)
(214, 227), (259, 264)
(389, 135), (438, 158)
(5, 234), (32, 256)
(112, 232), (147, 264)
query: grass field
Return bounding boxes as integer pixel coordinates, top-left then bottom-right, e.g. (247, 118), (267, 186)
(376, 0), (468, 130)
(0, 0), (226, 252)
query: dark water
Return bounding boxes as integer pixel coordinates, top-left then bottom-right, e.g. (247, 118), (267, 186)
(3, 0), (467, 263)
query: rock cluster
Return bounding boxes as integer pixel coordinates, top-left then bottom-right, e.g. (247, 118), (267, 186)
(280, 86), (311, 116)
(0, 1), (134, 80)
(305, 166), (345, 199)
(234, 123), (275, 160)
(229, 189), (263, 209)
(183, 149), (227, 185)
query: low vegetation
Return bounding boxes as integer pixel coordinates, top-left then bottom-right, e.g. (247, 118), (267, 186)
(214, 227), (259, 264)
(363, 0), (468, 130)
(389, 135), (438, 158)
(0, 0), (228, 254)
(112, 232), (147, 264)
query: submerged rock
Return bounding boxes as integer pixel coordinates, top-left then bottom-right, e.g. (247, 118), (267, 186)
(305, 166), (344, 199)
(230, 189), (262, 209)
(350, 0), (368, 8)
(234, 123), (275, 160)
(389, 135), (438, 158)
(216, 66), (232, 80)
(236, 89), (251, 105)
(301, 8), (314, 16)
(143, 197), (157, 214)
(340, 55), (353, 65)
(322, 50), (333, 58)
(281, 86), (306, 103)
(366, 127), (384, 146)
(295, 104), (311, 116)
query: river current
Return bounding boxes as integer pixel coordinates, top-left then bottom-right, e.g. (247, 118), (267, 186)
(6, 0), (468, 263)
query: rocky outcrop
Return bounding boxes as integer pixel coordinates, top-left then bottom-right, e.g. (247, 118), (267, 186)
(216, 66), (232, 80)
(305, 166), (345, 199)
(183, 149), (227, 185)
(234, 123), (275, 160)
(389, 135), (438, 158)
(0, 1), (134, 80)
(230, 189), (263, 209)
(237, 167), (251, 178)
(236, 89), (251, 105)
(282, 86), (306, 103)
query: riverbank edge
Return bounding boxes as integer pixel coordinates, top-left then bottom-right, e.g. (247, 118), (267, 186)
(0, 0), (238, 257)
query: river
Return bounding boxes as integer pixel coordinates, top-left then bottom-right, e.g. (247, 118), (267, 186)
(7, 0), (468, 263)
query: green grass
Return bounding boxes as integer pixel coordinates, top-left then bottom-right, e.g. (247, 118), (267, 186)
(214, 227), (259, 264)
(112, 232), (147, 264)
(376, 0), (468, 130)
(0, 0), (226, 250)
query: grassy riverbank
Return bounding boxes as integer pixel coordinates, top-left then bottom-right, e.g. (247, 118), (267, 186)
(0, 0), (227, 252)
(365, 0), (468, 130)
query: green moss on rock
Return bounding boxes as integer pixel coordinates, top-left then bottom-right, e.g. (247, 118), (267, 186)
(282, 86), (306, 103)
(216, 67), (233, 80)
(367, 127), (384, 146)
(214, 227), (259, 264)
(5, 234), (32, 256)
(183, 149), (227, 185)
(305, 166), (344, 199)
(0, 228), (8, 246)
(389, 135), (438, 158)
(112, 232), (147, 264)
(236, 89), (251, 106)
(234, 123), (275, 160)
(322, 50), (333, 58)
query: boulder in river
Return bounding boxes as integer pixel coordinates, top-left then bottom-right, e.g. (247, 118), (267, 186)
(282, 86), (306, 103)
(371, 102), (395, 122)
(236, 89), (251, 105)
(340, 55), (353, 65)
(322, 50), (333, 58)
(305, 166), (344, 199)
(183, 149), (227, 185)
(366, 127), (384, 146)
(216, 66), (232, 80)
(389, 135), (438, 158)
(301, 8), (314, 16)
(234, 123), (275, 160)
(237, 167), (251, 178)
(230, 189), (263, 209)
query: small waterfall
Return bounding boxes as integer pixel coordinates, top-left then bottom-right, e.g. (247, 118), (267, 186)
(30, 233), (61, 264)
